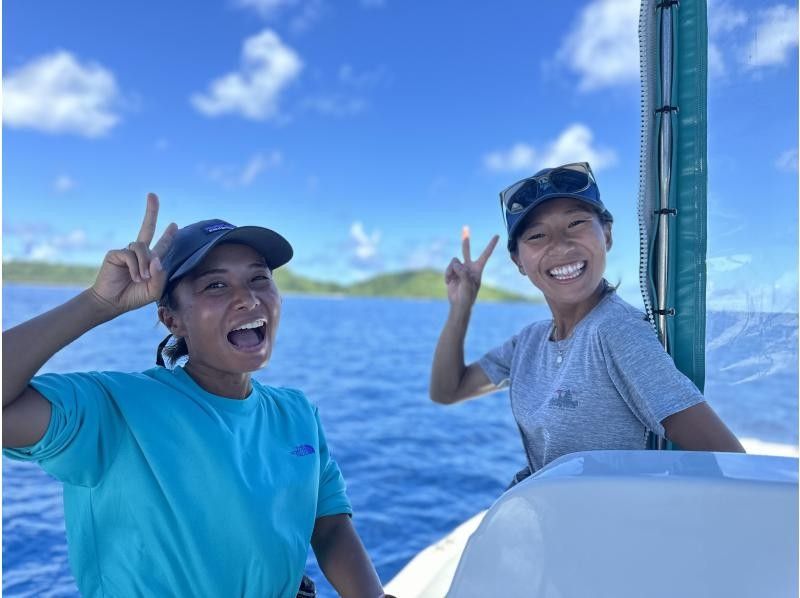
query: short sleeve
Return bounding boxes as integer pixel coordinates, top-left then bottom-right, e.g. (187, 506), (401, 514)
(478, 334), (518, 387)
(600, 317), (705, 436)
(2, 372), (123, 487)
(313, 408), (352, 519)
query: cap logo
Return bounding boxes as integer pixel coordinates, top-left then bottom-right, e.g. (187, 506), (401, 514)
(204, 222), (235, 234)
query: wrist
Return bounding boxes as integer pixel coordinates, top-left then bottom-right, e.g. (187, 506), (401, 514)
(83, 288), (125, 322)
(448, 303), (472, 324)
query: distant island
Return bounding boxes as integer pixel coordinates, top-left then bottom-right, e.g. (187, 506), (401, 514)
(2, 261), (538, 303)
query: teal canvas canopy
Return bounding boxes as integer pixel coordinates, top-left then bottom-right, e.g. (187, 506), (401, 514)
(638, 0), (708, 393)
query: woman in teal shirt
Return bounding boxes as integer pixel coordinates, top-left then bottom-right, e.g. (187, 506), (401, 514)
(3, 194), (387, 598)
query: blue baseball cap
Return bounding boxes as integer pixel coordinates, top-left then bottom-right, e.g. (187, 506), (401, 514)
(500, 162), (613, 251)
(160, 219), (293, 295)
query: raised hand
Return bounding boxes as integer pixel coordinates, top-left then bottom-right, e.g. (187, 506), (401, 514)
(444, 226), (499, 310)
(91, 193), (178, 315)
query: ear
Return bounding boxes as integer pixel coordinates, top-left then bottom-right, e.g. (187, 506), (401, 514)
(158, 305), (188, 337)
(604, 222), (613, 251)
(510, 252), (525, 275)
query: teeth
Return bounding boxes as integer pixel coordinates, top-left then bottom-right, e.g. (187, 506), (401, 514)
(549, 261), (585, 279)
(232, 319), (265, 332)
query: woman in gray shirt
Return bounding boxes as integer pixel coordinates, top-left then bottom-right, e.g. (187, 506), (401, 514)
(430, 162), (743, 479)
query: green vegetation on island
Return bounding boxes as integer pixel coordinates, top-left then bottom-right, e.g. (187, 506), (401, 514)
(3, 261), (536, 303)
(2, 261), (100, 286)
(272, 268), (346, 295)
(347, 269), (532, 302)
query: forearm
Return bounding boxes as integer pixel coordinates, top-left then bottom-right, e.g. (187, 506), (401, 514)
(663, 402), (746, 453)
(430, 306), (471, 403)
(311, 515), (383, 598)
(3, 289), (116, 406)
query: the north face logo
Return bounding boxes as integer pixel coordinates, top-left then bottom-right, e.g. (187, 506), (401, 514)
(290, 444), (315, 457)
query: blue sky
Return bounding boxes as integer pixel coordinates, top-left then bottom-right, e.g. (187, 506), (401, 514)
(3, 0), (798, 311)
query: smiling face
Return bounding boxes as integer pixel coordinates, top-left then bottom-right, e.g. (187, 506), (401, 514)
(511, 197), (612, 315)
(159, 243), (281, 378)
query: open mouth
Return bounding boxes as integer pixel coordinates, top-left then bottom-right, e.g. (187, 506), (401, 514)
(548, 261), (586, 281)
(226, 319), (267, 350)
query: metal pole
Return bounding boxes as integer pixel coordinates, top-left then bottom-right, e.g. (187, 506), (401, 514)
(657, 3), (674, 351)
(655, 1), (676, 450)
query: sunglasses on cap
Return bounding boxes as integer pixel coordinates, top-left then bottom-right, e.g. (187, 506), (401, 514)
(500, 162), (598, 224)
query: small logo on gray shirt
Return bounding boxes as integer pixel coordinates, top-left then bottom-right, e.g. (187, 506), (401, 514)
(549, 388), (578, 410)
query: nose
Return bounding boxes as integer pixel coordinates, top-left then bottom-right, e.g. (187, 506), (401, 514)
(547, 229), (576, 256)
(232, 284), (259, 310)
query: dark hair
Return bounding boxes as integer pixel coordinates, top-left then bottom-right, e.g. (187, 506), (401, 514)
(509, 205), (613, 253)
(156, 287), (189, 367)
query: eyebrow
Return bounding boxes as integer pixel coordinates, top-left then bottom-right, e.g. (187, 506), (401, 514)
(193, 262), (269, 278)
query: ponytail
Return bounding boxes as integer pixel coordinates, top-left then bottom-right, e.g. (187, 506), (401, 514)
(156, 289), (189, 367)
(156, 334), (189, 367)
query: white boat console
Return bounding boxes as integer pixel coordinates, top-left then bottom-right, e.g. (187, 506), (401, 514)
(447, 450), (798, 598)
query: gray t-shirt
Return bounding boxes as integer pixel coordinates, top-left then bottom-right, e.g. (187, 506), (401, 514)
(479, 291), (704, 472)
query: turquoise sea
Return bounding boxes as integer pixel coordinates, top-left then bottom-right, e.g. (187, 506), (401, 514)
(3, 285), (798, 597)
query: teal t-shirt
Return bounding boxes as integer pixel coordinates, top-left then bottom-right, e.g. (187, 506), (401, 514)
(3, 366), (352, 598)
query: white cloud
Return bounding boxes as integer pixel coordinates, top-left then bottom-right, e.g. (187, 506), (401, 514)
(742, 5), (799, 69)
(709, 2), (797, 76)
(707, 1), (749, 76)
(29, 245), (59, 261)
(236, 0), (297, 18)
(3, 51), (121, 137)
(776, 148), (798, 172)
(27, 229), (90, 261)
(240, 151), (283, 185)
(350, 222), (380, 261)
(540, 125), (617, 171)
(484, 124), (617, 174)
(301, 64), (387, 117)
(558, 0), (640, 91)
(708, 43), (727, 77)
(707, 253), (752, 272)
(303, 95), (367, 117)
(235, 0), (325, 32)
(561, 0), (796, 87)
(289, 0), (325, 32)
(202, 151), (283, 187)
(709, 0), (748, 36)
(191, 29), (302, 121)
(53, 175), (76, 192)
(484, 143), (537, 173)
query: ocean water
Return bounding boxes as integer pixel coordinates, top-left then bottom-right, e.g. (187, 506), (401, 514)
(3, 285), (798, 597)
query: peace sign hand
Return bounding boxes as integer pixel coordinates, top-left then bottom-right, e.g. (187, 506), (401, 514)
(91, 193), (178, 316)
(444, 226), (499, 310)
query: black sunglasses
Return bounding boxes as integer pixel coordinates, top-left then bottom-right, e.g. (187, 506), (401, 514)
(499, 162), (597, 228)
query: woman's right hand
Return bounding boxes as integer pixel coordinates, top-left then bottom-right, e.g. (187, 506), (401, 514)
(444, 227), (499, 310)
(91, 193), (178, 316)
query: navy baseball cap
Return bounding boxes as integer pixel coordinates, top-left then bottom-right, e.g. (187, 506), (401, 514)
(160, 219), (293, 295)
(500, 162), (613, 251)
